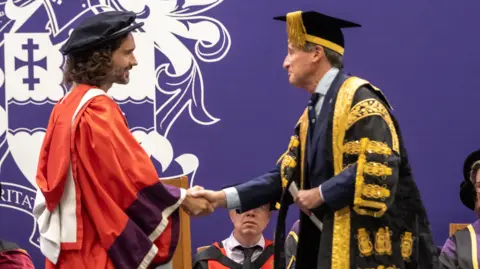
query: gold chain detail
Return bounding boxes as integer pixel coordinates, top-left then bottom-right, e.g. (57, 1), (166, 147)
(364, 162), (392, 177)
(346, 98), (399, 153)
(361, 184), (390, 200)
(375, 227), (392, 255)
(356, 228), (373, 256)
(344, 140), (392, 156)
(401, 232), (414, 260)
(332, 76), (366, 269)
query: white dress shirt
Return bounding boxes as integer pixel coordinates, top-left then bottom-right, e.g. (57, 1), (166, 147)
(222, 232), (265, 264)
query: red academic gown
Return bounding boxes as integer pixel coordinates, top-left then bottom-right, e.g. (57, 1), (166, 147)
(34, 84), (184, 269)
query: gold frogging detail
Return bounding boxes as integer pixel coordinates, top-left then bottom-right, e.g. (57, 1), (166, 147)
(401, 232), (414, 260)
(375, 227), (392, 255)
(352, 138), (389, 218)
(343, 140), (392, 156)
(362, 184), (390, 200)
(364, 162), (392, 178)
(356, 228), (373, 256)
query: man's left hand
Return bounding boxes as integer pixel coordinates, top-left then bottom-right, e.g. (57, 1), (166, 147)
(295, 188), (324, 211)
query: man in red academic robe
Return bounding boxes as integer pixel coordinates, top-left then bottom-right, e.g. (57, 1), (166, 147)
(32, 11), (213, 269)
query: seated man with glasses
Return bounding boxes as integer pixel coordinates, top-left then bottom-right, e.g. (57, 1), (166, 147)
(440, 149), (480, 267)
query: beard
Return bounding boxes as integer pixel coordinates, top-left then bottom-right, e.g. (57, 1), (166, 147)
(112, 65), (131, 85)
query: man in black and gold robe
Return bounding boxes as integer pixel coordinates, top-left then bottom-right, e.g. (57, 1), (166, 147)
(192, 9), (439, 269)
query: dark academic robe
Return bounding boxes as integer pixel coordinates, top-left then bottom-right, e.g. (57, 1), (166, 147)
(234, 70), (439, 269)
(440, 219), (480, 268)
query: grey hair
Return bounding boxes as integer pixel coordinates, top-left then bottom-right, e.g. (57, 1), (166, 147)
(303, 42), (344, 69)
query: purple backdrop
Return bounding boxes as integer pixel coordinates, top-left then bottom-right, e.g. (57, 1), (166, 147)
(0, 0), (479, 267)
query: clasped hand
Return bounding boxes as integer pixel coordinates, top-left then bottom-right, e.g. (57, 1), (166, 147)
(181, 185), (323, 217)
(180, 186), (215, 217)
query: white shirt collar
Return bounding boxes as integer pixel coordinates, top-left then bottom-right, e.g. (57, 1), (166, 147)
(225, 232), (265, 250)
(222, 232), (265, 264)
(314, 67), (340, 96)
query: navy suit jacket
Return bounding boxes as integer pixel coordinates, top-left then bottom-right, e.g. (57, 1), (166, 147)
(235, 71), (355, 214)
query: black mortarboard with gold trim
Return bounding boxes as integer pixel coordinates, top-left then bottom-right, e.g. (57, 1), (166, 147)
(60, 11), (144, 55)
(460, 149), (480, 210)
(273, 10), (360, 56)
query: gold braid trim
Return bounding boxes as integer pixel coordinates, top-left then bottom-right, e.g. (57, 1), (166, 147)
(343, 140), (392, 156)
(364, 162), (392, 178)
(354, 200), (388, 218)
(332, 77), (369, 268)
(352, 139), (389, 217)
(299, 109), (309, 190)
(346, 99), (400, 153)
(361, 184), (390, 200)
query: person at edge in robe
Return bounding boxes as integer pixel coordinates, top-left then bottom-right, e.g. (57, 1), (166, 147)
(440, 149), (480, 267)
(0, 184), (35, 269)
(192, 202), (275, 269)
(285, 220), (300, 269)
(32, 11), (213, 269)
(191, 10), (440, 268)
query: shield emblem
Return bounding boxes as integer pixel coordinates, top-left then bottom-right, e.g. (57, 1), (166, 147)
(4, 33), (64, 187)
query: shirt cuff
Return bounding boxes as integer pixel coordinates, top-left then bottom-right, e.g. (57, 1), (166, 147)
(318, 185), (325, 202)
(223, 187), (241, 210)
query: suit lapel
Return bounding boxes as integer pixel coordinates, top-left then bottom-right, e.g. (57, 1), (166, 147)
(307, 71), (346, 167)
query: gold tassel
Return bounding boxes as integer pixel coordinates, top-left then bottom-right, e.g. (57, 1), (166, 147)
(286, 11), (307, 48)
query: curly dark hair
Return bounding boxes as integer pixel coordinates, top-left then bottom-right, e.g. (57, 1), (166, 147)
(62, 33), (128, 87)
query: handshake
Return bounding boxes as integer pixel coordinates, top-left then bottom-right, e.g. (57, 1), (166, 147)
(180, 186), (227, 217)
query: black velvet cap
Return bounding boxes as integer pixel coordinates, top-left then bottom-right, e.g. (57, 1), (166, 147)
(273, 10), (360, 55)
(60, 11), (144, 55)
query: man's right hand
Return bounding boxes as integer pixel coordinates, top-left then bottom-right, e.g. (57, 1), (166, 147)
(181, 195), (214, 217)
(190, 190), (227, 208)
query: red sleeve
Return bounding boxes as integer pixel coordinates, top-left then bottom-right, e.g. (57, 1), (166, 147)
(73, 96), (184, 265)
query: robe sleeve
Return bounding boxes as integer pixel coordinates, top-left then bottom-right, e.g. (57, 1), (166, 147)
(321, 87), (400, 217)
(74, 95), (185, 267)
(285, 221), (299, 269)
(439, 236), (458, 268)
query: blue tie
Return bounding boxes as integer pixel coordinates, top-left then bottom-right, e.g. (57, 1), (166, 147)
(308, 93), (320, 132)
